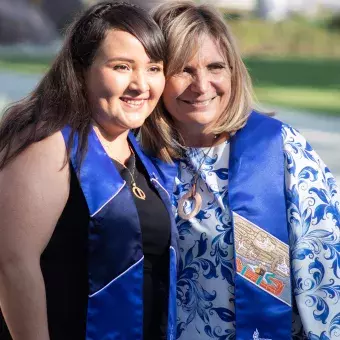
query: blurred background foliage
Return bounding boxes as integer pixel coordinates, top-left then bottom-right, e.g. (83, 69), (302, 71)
(0, 0), (339, 116)
(224, 13), (340, 115)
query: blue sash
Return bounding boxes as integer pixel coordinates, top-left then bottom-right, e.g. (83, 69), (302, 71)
(61, 126), (178, 340)
(229, 112), (292, 339)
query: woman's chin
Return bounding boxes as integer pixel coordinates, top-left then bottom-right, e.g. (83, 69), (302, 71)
(124, 117), (147, 130)
(174, 111), (218, 128)
(180, 119), (216, 131)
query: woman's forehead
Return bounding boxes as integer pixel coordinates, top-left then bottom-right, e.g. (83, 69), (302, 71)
(184, 35), (226, 65)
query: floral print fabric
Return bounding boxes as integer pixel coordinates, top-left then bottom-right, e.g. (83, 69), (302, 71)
(173, 125), (340, 340)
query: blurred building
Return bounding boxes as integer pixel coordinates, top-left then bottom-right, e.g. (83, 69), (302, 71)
(0, 0), (83, 44)
(41, 0), (84, 31)
(201, 0), (255, 12)
(0, 0), (58, 44)
(0, 0), (172, 45)
(2, 0), (340, 45)
(200, 0), (340, 20)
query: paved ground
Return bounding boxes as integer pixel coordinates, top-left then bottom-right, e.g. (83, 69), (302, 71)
(1, 70), (339, 181)
(275, 108), (340, 182)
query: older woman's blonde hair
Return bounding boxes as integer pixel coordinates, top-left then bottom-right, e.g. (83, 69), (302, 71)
(140, 0), (254, 162)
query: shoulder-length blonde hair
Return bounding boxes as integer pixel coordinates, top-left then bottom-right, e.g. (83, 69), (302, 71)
(140, 0), (254, 162)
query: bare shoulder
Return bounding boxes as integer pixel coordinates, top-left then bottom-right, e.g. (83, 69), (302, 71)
(0, 131), (69, 197)
(0, 130), (70, 209)
(1, 130), (66, 171)
(0, 131), (70, 259)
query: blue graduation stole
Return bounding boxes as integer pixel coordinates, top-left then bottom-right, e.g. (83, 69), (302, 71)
(61, 126), (178, 340)
(229, 111), (292, 339)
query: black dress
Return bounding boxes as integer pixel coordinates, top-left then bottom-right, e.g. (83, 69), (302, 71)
(112, 154), (171, 340)
(0, 154), (171, 340)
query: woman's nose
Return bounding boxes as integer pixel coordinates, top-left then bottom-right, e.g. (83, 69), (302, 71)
(129, 71), (149, 93)
(190, 70), (210, 94)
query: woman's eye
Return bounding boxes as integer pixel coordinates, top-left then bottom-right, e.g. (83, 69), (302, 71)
(182, 67), (192, 74)
(149, 66), (162, 73)
(208, 64), (225, 71)
(113, 64), (129, 71)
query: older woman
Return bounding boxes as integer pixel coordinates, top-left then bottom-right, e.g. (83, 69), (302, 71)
(0, 2), (177, 340)
(141, 1), (340, 339)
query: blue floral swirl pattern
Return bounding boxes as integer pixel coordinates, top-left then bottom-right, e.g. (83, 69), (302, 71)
(284, 125), (340, 339)
(174, 140), (236, 339)
(173, 125), (340, 339)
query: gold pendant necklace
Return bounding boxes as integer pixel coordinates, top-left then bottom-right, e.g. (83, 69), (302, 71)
(177, 135), (219, 220)
(96, 129), (146, 200)
(113, 147), (146, 200)
(132, 182), (146, 200)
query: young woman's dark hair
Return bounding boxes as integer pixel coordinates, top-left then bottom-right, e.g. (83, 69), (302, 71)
(0, 1), (166, 169)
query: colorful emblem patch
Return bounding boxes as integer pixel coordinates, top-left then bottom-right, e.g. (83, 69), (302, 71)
(233, 212), (291, 306)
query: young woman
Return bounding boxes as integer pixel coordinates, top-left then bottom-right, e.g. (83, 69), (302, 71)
(0, 2), (177, 340)
(141, 1), (340, 339)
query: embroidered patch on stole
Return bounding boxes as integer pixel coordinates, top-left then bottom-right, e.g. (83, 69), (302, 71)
(233, 212), (291, 306)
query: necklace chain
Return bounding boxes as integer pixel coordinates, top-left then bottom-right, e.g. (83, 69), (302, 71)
(95, 128), (146, 200)
(190, 134), (219, 197)
(112, 146), (136, 185)
(110, 145), (146, 200)
(178, 135), (223, 221)
(178, 134), (221, 220)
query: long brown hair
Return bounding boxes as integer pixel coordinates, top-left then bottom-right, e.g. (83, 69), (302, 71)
(140, 0), (254, 162)
(0, 1), (166, 169)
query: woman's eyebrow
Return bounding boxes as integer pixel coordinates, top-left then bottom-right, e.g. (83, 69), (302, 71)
(106, 57), (135, 63)
(207, 61), (227, 66)
(106, 57), (162, 64)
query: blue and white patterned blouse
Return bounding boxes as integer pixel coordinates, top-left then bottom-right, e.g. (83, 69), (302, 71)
(173, 125), (340, 340)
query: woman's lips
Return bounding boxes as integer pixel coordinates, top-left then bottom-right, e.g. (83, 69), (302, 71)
(180, 96), (216, 107)
(120, 97), (149, 108)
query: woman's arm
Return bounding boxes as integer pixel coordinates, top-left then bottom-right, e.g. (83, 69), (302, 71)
(283, 125), (340, 339)
(0, 132), (69, 340)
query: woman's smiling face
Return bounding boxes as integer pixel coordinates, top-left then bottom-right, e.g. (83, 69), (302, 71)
(162, 34), (231, 136)
(85, 29), (165, 136)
